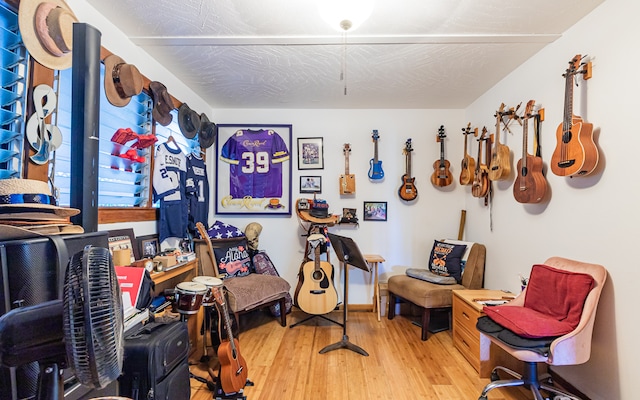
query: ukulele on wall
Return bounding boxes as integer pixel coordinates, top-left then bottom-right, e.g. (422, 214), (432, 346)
(551, 54), (598, 177)
(398, 138), (418, 201)
(212, 287), (248, 395)
(431, 125), (453, 187)
(514, 100), (548, 203)
(472, 128), (490, 198)
(459, 123), (476, 186)
(339, 144), (356, 194)
(488, 103), (511, 181)
(368, 130), (384, 180)
(294, 234), (338, 315)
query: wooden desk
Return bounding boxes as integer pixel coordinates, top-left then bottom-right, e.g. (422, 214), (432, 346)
(364, 254), (385, 321)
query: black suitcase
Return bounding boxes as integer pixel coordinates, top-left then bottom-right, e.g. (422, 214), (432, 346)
(118, 321), (191, 400)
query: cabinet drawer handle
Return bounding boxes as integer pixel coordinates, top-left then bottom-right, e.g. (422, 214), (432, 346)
(462, 311), (470, 320)
(461, 338), (470, 349)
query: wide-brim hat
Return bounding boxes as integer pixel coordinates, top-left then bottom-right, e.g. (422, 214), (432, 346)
(104, 54), (143, 107)
(0, 224), (84, 241)
(0, 178), (80, 217)
(178, 103), (201, 139)
(199, 113), (217, 149)
(149, 81), (174, 126)
(19, 0), (78, 70)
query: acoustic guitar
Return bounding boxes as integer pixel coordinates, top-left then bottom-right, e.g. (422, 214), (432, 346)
(368, 130), (384, 180)
(459, 123), (476, 186)
(295, 234), (338, 315)
(212, 286), (248, 395)
(398, 138), (417, 201)
(472, 127), (490, 198)
(431, 125), (453, 187)
(488, 103), (511, 181)
(514, 100), (548, 203)
(550, 54), (599, 177)
(339, 143), (356, 194)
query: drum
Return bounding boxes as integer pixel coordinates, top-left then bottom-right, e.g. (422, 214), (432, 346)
(173, 281), (208, 314)
(192, 276), (223, 306)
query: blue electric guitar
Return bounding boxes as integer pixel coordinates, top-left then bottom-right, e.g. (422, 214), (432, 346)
(368, 130), (384, 180)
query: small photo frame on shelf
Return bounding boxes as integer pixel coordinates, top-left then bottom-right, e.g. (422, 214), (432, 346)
(300, 175), (322, 193)
(363, 201), (387, 221)
(107, 228), (139, 262)
(138, 234), (160, 258)
(297, 137), (324, 170)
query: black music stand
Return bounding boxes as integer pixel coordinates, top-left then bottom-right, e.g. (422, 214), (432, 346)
(320, 233), (369, 356)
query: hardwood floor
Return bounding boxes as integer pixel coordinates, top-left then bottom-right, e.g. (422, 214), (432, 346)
(188, 309), (533, 400)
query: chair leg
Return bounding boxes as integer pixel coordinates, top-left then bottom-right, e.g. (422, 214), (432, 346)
(539, 383), (583, 400)
(387, 291), (396, 319)
(421, 307), (431, 341)
(278, 297), (287, 327)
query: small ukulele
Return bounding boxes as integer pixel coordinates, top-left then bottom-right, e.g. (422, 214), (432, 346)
(459, 123), (476, 186)
(398, 138), (418, 201)
(430, 125), (453, 187)
(514, 100), (547, 203)
(212, 287), (248, 395)
(472, 128), (490, 198)
(488, 103), (511, 181)
(368, 130), (384, 180)
(339, 144), (356, 194)
(294, 234), (338, 315)
(550, 54), (598, 177)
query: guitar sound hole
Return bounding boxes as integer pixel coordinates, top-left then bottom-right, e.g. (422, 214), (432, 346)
(558, 160), (575, 168)
(312, 270), (323, 281)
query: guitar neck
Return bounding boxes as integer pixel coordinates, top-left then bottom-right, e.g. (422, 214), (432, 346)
(562, 67), (574, 133)
(439, 140), (446, 167)
(373, 139), (379, 162)
(217, 291), (238, 353)
(406, 151), (412, 177)
(344, 153), (350, 175)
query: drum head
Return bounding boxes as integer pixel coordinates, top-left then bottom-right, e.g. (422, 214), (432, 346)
(193, 276), (223, 288)
(176, 281), (207, 294)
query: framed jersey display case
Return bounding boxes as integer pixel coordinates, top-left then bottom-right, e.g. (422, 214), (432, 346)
(215, 124), (293, 215)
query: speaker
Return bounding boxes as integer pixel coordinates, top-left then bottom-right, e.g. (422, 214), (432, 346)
(0, 231), (109, 400)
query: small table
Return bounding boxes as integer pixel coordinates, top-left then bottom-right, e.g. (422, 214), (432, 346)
(363, 254), (385, 321)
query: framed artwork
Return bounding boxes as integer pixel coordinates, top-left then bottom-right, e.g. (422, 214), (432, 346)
(300, 175), (322, 193)
(215, 124), (292, 215)
(137, 234), (160, 258)
(107, 228), (139, 262)
(297, 137), (324, 170)
(363, 201), (388, 221)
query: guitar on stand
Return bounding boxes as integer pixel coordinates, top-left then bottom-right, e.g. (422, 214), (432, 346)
(339, 144), (356, 194)
(514, 100), (548, 203)
(294, 234), (338, 316)
(211, 286), (249, 396)
(368, 130), (384, 180)
(430, 125), (453, 187)
(398, 138), (417, 201)
(551, 54), (598, 177)
(459, 123), (476, 186)
(488, 103), (511, 181)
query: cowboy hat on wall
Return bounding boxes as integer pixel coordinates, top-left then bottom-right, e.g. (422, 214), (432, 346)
(104, 54), (144, 107)
(19, 0), (79, 70)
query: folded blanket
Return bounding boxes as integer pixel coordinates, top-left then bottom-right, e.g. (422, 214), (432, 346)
(224, 273), (291, 312)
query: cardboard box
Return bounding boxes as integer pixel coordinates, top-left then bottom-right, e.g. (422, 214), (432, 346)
(153, 255), (177, 270)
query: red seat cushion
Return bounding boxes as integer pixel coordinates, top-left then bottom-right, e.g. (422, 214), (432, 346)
(484, 264), (595, 338)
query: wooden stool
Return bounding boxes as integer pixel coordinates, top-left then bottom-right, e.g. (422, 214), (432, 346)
(364, 254), (385, 321)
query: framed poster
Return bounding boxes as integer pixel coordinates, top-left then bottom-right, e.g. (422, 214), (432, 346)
(363, 201), (388, 221)
(215, 124), (292, 215)
(107, 228), (139, 262)
(300, 175), (322, 193)
(297, 137), (324, 170)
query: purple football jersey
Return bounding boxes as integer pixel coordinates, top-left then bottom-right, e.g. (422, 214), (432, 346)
(220, 129), (290, 198)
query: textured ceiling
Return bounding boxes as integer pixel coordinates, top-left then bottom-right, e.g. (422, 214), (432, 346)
(83, 0), (605, 109)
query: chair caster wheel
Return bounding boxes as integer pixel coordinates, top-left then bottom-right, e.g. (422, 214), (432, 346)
(490, 370), (500, 381)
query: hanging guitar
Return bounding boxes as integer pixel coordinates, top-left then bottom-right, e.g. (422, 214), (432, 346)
(459, 123), (476, 186)
(398, 138), (417, 201)
(488, 103), (512, 181)
(294, 234), (338, 315)
(430, 125), (453, 187)
(550, 54), (598, 177)
(514, 100), (548, 203)
(339, 143), (356, 194)
(368, 130), (384, 180)
(472, 127), (490, 198)
(212, 286), (249, 395)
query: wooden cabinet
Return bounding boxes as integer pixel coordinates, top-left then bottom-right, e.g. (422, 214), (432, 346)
(452, 289), (509, 378)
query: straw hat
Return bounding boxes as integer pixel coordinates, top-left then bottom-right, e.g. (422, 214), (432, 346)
(19, 0), (78, 70)
(104, 54), (144, 107)
(0, 178), (79, 217)
(178, 103), (201, 139)
(199, 113), (217, 149)
(0, 224), (84, 241)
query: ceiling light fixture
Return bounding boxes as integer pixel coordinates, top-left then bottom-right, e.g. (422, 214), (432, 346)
(317, 0), (374, 95)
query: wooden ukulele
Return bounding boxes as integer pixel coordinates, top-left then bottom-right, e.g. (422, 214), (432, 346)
(295, 234), (338, 315)
(472, 127), (490, 198)
(488, 103), (511, 181)
(368, 130), (384, 180)
(514, 100), (548, 203)
(212, 286), (248, 395)
(339, 143), (356, 194)
(431, 125), (453, 187)
(459, 123), (476, 186)
(398, 138), (418, 201)
(550, 54), (598, 177)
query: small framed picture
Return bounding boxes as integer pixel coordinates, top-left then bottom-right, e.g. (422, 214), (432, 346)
(297, 137), (324, 170)
(363, 201), (387, 221)
(300, 175), (322, 193)
(138, 234), (160, 258)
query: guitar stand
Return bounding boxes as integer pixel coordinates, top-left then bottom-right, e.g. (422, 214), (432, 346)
(289, 306), (343, 329)
(211, 364), (253, 400)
